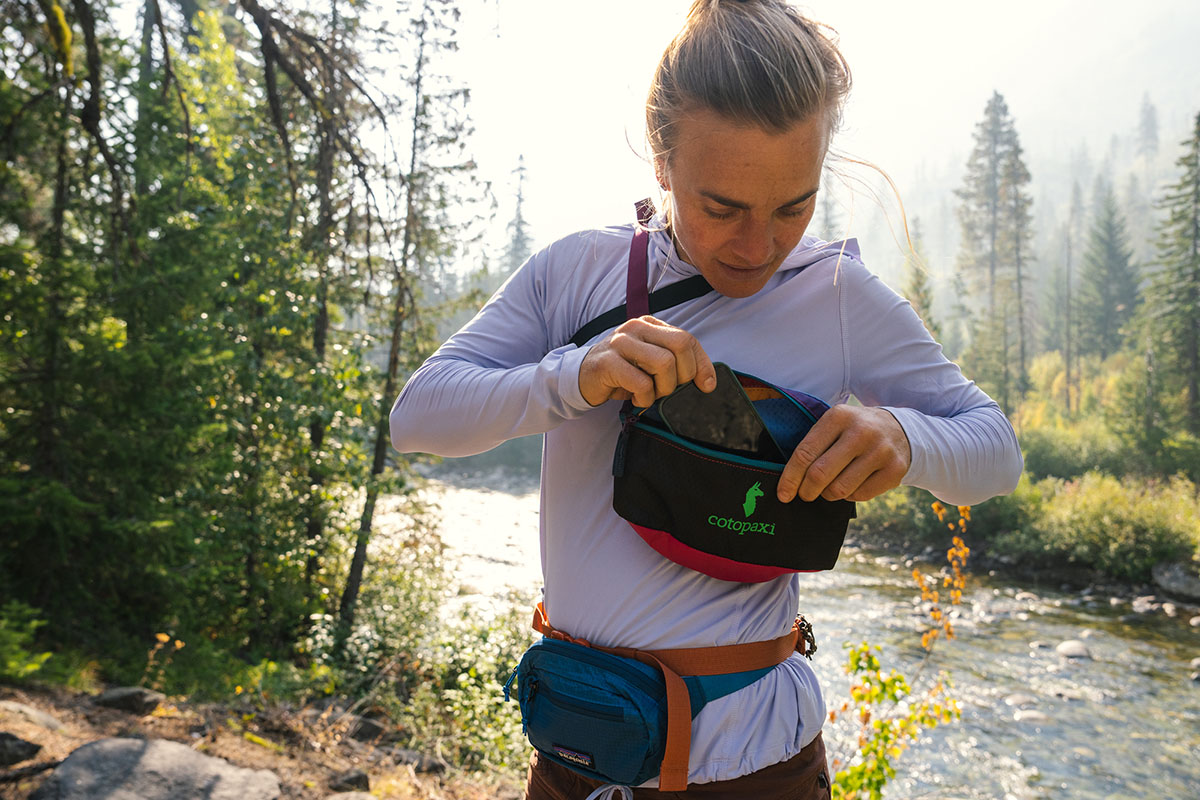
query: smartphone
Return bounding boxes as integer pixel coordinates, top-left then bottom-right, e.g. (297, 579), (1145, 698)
(658, 363), (785, 462)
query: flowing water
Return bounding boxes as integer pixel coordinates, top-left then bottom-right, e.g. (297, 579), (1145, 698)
(404, 471), (1200, 800)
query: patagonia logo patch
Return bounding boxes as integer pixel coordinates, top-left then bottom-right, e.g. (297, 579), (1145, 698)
(552, 744), (595, 769)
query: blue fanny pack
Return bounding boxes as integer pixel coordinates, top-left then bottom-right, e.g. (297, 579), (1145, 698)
(504, 636), (775, 787)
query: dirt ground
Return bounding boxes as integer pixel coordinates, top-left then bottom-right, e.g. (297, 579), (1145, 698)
(0, 684), (523, 800)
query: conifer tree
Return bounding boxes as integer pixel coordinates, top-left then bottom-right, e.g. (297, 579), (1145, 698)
(902, 218), (940, 340)
(1077, 179), (1139, 360)
(1138, 92), (1159, 162)
(954, 91), (1034, 410)
(1142, 111), (1200, 433)
(504, 155), (533, 276)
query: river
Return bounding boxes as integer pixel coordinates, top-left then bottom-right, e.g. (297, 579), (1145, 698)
(412, 471), (1200, 800)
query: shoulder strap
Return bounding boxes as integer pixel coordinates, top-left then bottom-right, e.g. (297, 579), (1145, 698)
(567, 200), (714, 348)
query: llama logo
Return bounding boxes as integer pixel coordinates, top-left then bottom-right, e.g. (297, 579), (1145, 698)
(743, 481), (764, 518)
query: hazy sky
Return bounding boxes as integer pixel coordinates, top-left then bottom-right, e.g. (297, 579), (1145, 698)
(450, 0), (1200, 251)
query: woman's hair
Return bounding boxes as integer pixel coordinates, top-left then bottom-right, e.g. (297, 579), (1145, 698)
(646, 0), (852, 168)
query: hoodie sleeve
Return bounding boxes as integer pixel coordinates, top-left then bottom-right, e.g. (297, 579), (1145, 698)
(841, 263), (1023, 506)
(389, 240), (601, 457)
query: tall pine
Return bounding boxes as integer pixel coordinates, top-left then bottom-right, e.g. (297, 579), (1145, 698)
(954, 91), (1035, 410)
(1142, 111), (1200, 433)
(1077, 179), (1139, 360)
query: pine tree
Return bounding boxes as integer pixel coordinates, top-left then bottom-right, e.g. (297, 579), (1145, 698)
(1142, 111), (1200, 433)
(954, 91), (1035, 410)
(902, 218), (940, 340)
(1077, 179), (1139, 360)
(504, 155), (533, 276)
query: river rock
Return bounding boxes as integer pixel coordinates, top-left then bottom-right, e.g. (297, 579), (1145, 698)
(1003, 693), (1038, 707)
(1056, 640), (1092, 659)
(1162, 602), (1178, 617)
(1190, 616), (1200, 628)
(1131, 595), (1159, 614)
(1013, 709), (1051, 723)
(1152, 562), (1200, 602)
(328, 768), (369, 792)
(1190, 657), (1200, 670)
(1014, 591), (1039, 602)
(95, 687), (165, 715)
(30, 738), (280, 800)
(0, 732), (42, 766)
(0, 701), (64, 732)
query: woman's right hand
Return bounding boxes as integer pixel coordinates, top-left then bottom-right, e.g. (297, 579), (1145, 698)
(578, 315), (716, 408)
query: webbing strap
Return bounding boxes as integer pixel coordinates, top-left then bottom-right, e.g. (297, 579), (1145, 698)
(531, 602), (807, 792)
(624, 198), (656, 320)
(566, 199), (714, 348)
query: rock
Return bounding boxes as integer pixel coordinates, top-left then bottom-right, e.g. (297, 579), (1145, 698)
(328, 768), (369, 792)
(1072, 746), (1097, 759)
(1190, 616), (1200, 628)
(1109, 597), (1123, 607)
(1192, 672), (1200, 684)
(1079, 628), (1097, 639)
(1003, 693), (1038, 708)
(30, 737), (279, 800)
(0, 701), (64, 731)
(0, 732), (42, 766)
(1162, 602), (1178, 617)
(1013, 709), (1051, 723)
(323, 795), (375, 800)
(1190, 657), (1200, 670)
(1014, 591), (1039, 602)
(1056, 640), (1092, 659)
(1028, 641), (1052, 650)
(1131, 595), (1159, 614)
(1152, 562), (1200, 602)
(383, 746), (447, 774)
(95, 687), (166, 715)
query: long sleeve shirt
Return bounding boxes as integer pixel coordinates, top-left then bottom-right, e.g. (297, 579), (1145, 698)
(390, 217), (1023, 785)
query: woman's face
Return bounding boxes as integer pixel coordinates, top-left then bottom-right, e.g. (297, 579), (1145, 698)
(660, 108), (828, 298)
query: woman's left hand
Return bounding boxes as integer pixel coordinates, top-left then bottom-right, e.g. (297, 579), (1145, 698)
(775, 405), (911, 504)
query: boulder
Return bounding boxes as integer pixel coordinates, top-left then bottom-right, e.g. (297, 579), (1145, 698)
(328, 768), (369, 792)
(1152, 562), (1200, 602)
(1056, 640), (1092, 659)
(0, 701), (64, 731)
(30, 737), (280, 800)
(0, 732), (42, 766)
(95, 687), (166, 715)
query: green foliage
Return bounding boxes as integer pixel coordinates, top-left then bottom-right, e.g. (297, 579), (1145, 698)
(1077, 180), (1139, 360)
(1141, 110), (1200, 434)
(1034, 473), (1199, 582)
(830, 642), (959, 800)
(0, 601), (52, 681)
(397, 600), (533, 772)
(1019, 421), (1129, 480)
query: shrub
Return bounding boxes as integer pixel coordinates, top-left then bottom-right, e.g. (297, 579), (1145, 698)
(853, 477), (1045, 551)
(1019, 421), (1129, 480)
(0, 601), (51, 681)
(1033, 473), (1199, 582)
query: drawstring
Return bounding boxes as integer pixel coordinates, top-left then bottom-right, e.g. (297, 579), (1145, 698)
(583, 785), (633, 800)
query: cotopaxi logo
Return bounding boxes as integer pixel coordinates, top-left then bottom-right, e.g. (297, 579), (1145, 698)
(707, 515), (776, 535)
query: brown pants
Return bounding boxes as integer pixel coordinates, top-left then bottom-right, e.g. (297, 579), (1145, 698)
(525, 732), (831, 800)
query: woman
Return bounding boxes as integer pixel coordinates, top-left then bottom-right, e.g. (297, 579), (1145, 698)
(391, 1), (1022, 797)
